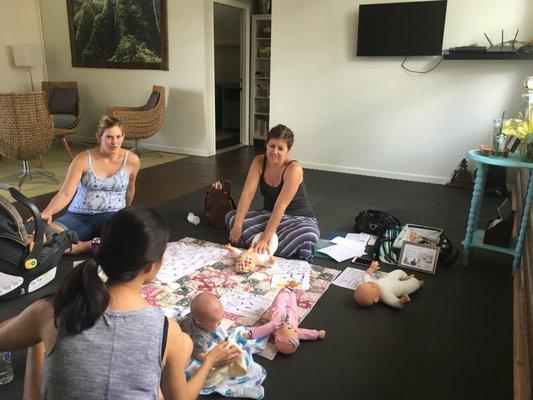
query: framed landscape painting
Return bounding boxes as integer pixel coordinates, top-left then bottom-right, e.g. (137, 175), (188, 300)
(66, 0), (168, 70)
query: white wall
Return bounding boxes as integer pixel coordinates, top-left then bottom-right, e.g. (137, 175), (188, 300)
(38, 0), (251, 156)
(270, 0), (533, 183)
(0, 0), (47, 92)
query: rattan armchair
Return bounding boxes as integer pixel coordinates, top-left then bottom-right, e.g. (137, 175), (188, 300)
(42, 81), (81, 161)
(0, 92), (58, 189)
(106, 85), (165, 157)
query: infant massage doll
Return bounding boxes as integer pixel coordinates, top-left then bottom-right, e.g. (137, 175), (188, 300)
(179, 292), (246, 384)
(243, 288), (326, 355)
(226, 232), (278, 273)
(354, 261), (424, 309)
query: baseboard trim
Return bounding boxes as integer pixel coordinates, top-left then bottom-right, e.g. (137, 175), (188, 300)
(68, 136), (213, 157)
(300, 161), (449, 184)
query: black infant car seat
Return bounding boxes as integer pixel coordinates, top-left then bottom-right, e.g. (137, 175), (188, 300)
(0, 186), (78, 299)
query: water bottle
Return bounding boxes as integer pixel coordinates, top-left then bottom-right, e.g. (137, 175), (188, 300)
(0, 351), (14, 385)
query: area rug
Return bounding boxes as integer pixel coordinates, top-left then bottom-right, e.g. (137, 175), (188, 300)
(141, 237), (340, 359)
(0, 141), (187, 201)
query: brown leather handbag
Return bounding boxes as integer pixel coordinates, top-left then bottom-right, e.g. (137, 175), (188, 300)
(204, 181), (237, 229)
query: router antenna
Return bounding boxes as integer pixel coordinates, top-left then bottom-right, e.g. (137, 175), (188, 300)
(512, 29), (519, 48)
(484, 32), (493, 46)
(501, 29), (504, 50)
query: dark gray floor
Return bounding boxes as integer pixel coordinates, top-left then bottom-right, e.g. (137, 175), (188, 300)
(0, 168), (513, 399)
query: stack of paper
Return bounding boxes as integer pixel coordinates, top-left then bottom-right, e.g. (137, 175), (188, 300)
(268, 259), (311, 290)
(317, 234), (371, 262)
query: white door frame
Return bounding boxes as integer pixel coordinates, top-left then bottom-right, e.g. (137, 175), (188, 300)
(205, 0), (251, 155)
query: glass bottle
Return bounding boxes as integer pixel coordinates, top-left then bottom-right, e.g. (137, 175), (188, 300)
(0, 351), (14, 385)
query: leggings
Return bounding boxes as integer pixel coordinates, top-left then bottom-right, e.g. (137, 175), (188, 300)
(225, 210), (320, 261)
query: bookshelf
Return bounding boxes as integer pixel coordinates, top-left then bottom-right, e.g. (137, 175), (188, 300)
(250, 14), (271, 143)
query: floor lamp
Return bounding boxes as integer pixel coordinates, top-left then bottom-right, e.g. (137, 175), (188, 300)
(11, 44), (43, 91)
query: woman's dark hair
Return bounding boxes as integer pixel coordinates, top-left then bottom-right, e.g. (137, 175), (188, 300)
(53, 207), (169, 335)
(266, 124), (294, 150)
(97, 115), (121, 135)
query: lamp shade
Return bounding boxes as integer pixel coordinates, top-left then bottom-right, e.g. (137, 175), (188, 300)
(11, 44), (43, 67)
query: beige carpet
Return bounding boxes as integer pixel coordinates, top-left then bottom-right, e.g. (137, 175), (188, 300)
(0, 142), (187, 201)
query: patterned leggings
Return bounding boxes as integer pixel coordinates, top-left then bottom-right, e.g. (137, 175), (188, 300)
(225, 210), (320, 261)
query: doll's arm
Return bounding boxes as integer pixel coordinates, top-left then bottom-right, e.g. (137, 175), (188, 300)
(365, 261), (380, 275)
(250, 321), (278, 338)
(226, 243), (243, 256)
(297, 328), (325, 340)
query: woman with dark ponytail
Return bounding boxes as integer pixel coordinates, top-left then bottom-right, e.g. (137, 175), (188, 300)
(0, 206), (238, 400)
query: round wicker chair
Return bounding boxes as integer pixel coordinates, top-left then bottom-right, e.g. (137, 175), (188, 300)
(0, 92), (58, 189)
(106, 85), (165, 157)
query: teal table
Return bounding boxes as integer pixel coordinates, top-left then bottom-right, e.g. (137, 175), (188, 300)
(462, 150), (533, 273)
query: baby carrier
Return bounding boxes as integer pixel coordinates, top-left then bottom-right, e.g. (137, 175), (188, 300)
(0, 186), (78, 299)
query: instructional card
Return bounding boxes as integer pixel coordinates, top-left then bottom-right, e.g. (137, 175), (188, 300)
(157, 242), (229, 284)
(220, 289), (274, 320)
(332, 267), (367, 290)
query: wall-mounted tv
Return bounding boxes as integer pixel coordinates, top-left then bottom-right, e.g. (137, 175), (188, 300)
(356, 0), (447, 56)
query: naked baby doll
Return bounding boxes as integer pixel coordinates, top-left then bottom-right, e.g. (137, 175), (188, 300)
(354, 261), (424, 309)
(179, 292), (246, 385)
(243, 288), (326, 355)
(226, 232), (278, 273)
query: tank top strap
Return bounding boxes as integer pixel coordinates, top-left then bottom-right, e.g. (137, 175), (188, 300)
(121, 150), (130, 169)
(282, 160), (299, 181)
(86, 150), (93, 170)
(261, 154), (267, 177)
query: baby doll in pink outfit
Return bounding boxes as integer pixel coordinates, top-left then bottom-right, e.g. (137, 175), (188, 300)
(243, 288), (326, 355)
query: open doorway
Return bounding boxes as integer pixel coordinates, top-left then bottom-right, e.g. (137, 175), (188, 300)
(213, 2), (249, 151)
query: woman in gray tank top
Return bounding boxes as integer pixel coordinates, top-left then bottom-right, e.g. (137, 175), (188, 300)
(226, 124), (320, 261)
(0, 207), (238, 399)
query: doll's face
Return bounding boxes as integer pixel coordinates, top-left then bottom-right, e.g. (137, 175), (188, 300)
(354, 282), (380, 307)
(275, 324), (299, 355)
(235, 252), (256, 273)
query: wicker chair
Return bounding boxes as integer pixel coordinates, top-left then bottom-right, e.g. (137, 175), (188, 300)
(42, 81), (81, 161)
(106, 85), (165, 157)
(0, 92), (58, 189)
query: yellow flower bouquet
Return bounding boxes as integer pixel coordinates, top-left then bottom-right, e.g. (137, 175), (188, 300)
(501, 118), (528, 139)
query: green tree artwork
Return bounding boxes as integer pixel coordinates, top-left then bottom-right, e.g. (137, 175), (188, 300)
(67, 0), (168, 70)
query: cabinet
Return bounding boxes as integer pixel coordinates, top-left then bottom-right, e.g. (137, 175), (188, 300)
(250, 14), (271, 142)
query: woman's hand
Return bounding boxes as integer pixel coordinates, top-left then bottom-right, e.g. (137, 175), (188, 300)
(41, 211), (53, 225)
(252, 239), (269, 254)
(229, 224), (243, 244)
(205, 341), (240, 367)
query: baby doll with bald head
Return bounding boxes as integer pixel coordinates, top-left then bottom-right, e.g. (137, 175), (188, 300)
(354, 261), (424, 309)
(179, 292), (225, 360)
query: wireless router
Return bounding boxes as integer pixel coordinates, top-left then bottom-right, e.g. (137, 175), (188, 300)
(485, 29), (519, 53)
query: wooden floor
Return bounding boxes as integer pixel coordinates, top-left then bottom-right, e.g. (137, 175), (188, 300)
(15, 145), (262, 218)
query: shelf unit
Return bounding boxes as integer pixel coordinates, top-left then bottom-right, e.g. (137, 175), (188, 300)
(443, 51), (533, 60)
(250, 14), (271, 142)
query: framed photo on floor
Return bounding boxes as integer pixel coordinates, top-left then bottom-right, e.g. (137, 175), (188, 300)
(398, 241), (439, 274)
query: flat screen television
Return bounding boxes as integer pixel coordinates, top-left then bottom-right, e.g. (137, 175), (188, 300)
(356, 1), (447, 56)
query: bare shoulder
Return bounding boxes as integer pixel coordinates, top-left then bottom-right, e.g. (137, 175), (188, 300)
(127, 150), (141, 170)
(285, 160), (303, 178)
(71, 149), (89, 167)
(24, 297), (54, 323)
(251, 154), (264, 170)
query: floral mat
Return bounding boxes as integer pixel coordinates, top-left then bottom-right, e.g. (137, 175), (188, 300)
(141, 237), (340, 359)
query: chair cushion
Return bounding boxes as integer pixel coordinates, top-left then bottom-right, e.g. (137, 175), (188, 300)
(142, 91), (160, 111)
(49, 87), (77, 115)
(51, 114), (77, 128)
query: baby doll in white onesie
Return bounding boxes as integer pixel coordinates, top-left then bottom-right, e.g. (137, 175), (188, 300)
(354, 261), (424, 308)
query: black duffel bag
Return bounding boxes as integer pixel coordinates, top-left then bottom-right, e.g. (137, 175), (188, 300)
(354, 209), (401, 236)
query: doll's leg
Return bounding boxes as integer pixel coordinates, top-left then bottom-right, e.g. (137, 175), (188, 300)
(397, 277), (422, 295)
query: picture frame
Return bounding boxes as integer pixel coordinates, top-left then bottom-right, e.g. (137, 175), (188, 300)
(66, 0), (168, 70)
(398, 241), (439, 274)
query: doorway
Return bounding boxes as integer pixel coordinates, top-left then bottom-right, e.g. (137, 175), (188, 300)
(213, 2), (249, 151)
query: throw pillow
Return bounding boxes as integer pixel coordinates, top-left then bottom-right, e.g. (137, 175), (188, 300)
(49, 87), (78, 115)
(142, 91), (160, 111)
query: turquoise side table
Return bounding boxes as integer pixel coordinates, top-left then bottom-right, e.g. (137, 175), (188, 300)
(462, 150), (533, 273)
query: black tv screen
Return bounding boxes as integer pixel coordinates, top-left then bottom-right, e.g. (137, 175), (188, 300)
(357, 1), (447, 56)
